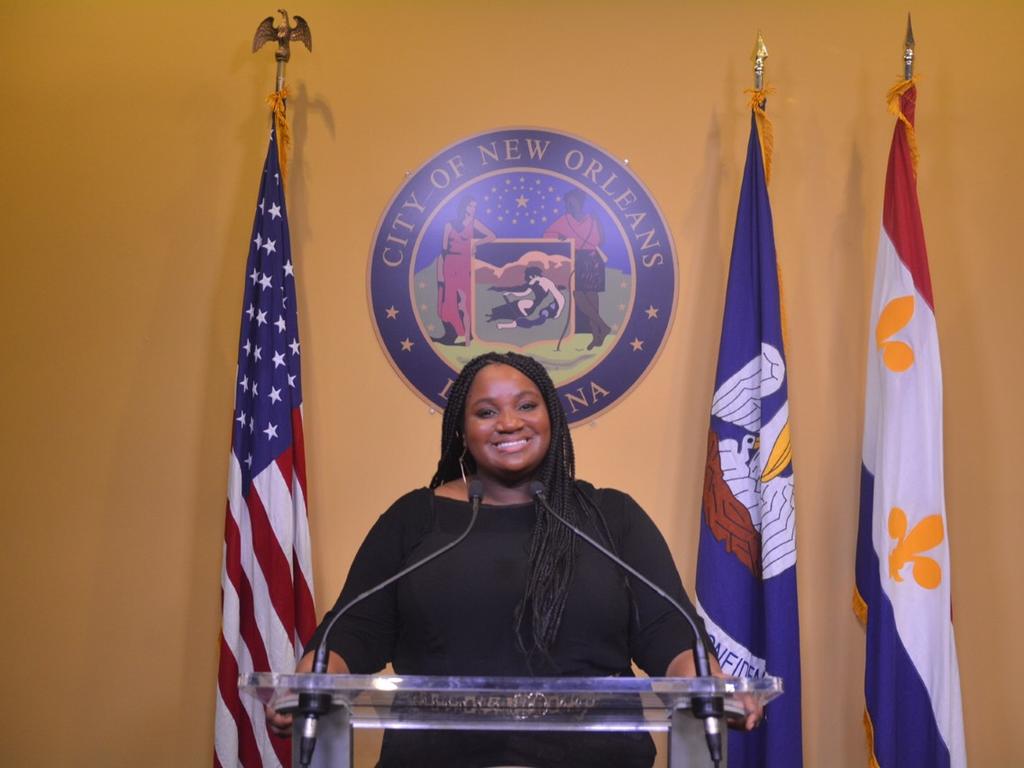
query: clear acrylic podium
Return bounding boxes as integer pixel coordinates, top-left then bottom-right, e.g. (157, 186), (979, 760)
(242, 673), (783, 767)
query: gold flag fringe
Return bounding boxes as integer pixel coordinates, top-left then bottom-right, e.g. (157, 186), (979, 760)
(746, 85), (776, 184)
(266, 88), (291, 187)
(854, 588), (879, 767)
(887, 76), (919, 176)
(863, 709), (882, 768)
(852, 586), (868, 627)
(776, 260), (792, 356)
(744, 86), (789, 347)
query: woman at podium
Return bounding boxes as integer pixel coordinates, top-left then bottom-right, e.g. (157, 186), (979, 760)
(270, 351), (757, 766)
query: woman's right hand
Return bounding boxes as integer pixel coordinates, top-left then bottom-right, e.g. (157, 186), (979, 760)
(263, 650), (349, 737)
(266, 706), (294, 737)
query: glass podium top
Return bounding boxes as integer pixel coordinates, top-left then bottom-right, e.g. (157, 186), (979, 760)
(242, 673), (783, 732)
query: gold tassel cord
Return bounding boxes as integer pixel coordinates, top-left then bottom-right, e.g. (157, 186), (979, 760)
(266, 88), (291, 187)
(746, 85), (776, 184)
(887, 76), (920, 176)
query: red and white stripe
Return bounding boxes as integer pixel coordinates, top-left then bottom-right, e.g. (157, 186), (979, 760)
(215, 406), (316, 768)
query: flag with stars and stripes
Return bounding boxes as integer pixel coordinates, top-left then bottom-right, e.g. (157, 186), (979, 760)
(854, 80), (966, 768)
(694, 102), (804, 767)
(214, 121), (316, 768)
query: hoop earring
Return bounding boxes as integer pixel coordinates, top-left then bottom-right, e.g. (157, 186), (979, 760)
(459, 444), (469, 488)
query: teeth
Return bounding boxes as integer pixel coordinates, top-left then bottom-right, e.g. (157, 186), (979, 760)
(496, 439), (528, 449)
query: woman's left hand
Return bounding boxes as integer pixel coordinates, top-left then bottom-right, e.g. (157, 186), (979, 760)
(665, 649), (764, 730)
(731, 691), (763, 731)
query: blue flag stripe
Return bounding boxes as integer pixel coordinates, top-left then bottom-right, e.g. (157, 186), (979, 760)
(857, 467), (953, 767)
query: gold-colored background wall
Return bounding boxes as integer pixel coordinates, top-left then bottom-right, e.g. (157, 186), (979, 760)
(4, 1), (1021, 765)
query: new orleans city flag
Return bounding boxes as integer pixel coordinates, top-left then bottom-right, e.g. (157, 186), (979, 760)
(854, 80), (966, 767)
(695, 99), (803, 768)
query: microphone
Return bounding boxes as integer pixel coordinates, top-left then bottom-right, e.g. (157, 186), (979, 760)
(296, 480), (485, 767)
(529, 481), (725, 767)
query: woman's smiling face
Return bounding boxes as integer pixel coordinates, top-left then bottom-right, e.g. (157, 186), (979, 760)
(462, 363), (551, 488)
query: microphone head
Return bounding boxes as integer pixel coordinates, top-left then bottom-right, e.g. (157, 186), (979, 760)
(529, 480), (546, 499)
(468, 479), (484, 502)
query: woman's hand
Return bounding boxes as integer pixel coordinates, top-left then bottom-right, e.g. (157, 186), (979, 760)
(733, 692), (763, 732)
(263, 650), (349, 737)
(266, 706), (294, 738)
(664, 649), (764, 731)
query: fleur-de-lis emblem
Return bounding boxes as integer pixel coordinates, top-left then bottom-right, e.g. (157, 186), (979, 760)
(887, 506), (944, 589)
(876, 296), (915, 372)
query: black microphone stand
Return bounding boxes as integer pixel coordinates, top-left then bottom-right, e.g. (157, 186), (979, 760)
(530, 482), (725, 767)
(295, 481), (485, 767)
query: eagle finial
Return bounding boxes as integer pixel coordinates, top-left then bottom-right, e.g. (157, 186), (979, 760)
(253, 8), (313, 63)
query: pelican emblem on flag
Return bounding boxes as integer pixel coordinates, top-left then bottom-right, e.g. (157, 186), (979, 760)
(702, 344), (797, 580)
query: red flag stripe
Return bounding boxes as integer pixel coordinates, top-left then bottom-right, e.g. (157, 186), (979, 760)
(277, 457), (314, 609)
(882, 85), (934, 311)
(224, 499), (274, 672)
(229, 491), (295, 673)
(225, 460), (288, 671)
(291, 407), (308, 500)
(275, 447), (295, 503)
(292, 553), (317, 642)
(220, 510), (287, 767)
(245, 478), (301, 646)
(287, 474), (314, 604)
(217, 632), (263, 768)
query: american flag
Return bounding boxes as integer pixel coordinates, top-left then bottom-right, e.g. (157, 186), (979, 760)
(214, 122), (316, 768)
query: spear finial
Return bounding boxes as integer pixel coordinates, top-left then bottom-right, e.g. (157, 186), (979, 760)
(903, 13), (915, 80)
(748, 32), (773, 182)
(753, 31), (768, 90)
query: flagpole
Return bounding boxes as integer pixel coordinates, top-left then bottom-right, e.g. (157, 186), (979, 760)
(276, 59), (287, 93)
(903, 13), (915, 80)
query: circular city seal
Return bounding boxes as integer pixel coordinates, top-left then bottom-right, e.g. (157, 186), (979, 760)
(368, 128), (677, 425)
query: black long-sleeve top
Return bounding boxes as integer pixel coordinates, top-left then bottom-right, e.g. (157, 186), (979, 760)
(306, 482), (704, 767)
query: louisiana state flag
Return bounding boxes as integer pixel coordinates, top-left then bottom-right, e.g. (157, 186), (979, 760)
(695, 99), (803, 768)
(854, 80), (967, 767)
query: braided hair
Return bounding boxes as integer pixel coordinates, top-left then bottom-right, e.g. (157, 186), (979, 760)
(429, 351), (587, 658)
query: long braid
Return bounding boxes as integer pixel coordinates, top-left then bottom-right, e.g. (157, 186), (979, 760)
(429, 352), (589, 660)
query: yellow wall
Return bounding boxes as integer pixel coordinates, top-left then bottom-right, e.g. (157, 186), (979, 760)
(4, 1), (1022, 765)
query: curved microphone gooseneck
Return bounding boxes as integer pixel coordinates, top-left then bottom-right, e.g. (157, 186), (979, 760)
(296, 480), (485, 768)
(529, 481), (725, 768)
